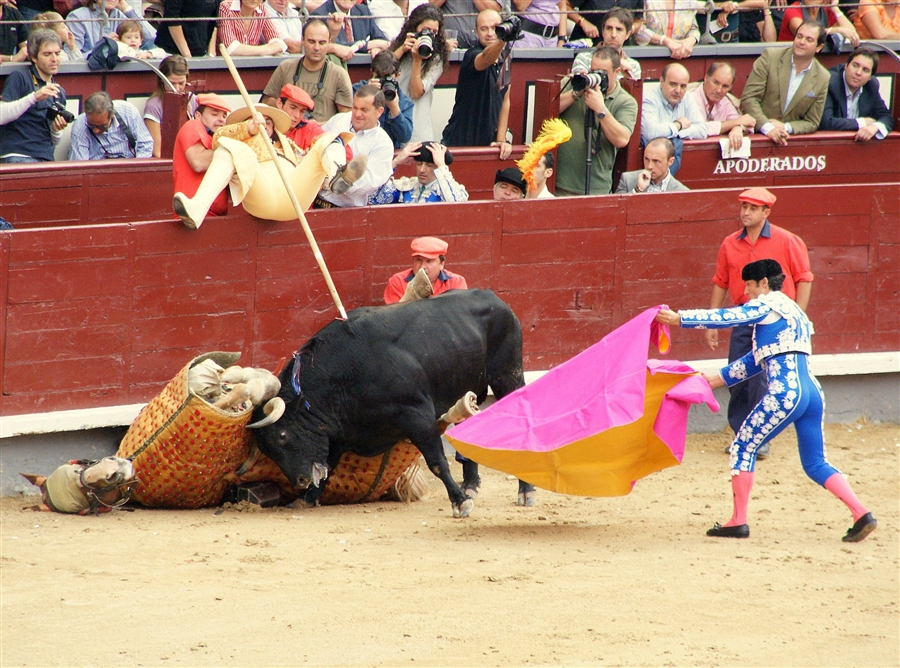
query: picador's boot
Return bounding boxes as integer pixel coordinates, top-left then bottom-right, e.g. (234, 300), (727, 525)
(399, 268), (434, 303)
(173, 149), (236, 229)
(328, 154), (368, 195)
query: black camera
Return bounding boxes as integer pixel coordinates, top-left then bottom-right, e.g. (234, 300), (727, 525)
(46, 102), (75, 125)
(572, 69), (609, 95)
(415, 28), (435, 59)
(495, 15), (524, 42)
(381, 76), (399, 102)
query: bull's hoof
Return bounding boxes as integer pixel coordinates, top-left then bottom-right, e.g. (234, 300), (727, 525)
(517, 491), (537, 507)
(452, 498), (475, 519)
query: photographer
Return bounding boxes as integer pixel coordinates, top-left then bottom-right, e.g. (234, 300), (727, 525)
(441, 9), (519, 159)
(0, 30), (70, 163)
(353, 50), (413, 149)
(555, 45), (637, 196)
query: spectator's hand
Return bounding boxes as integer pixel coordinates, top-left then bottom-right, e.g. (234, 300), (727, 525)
(491, 140), (512, 159)
(728, 124), (745, 150)
(64, 28), (77, 50)
(664, 37), (687, 59)
(766, 120), (788, 145)
(446, 38), (458, 51)
(854, 124), (879, 141)
(400, 32), (416, 54)
(831, 25), (860, 47)
(676, 116), (691, 131)
(584, 86), (607, 115)
(737, 114), (756, 131)
(705, 328), (719, 350)
(330, 42), (356, 61)
(51, 114), (68, 131)
(327, 11), (347, 33)
(116, 0), (131, 12)
(635, 169), (651, 192)
(428, 142), (448, 168)
(580, 18), (599, 38)
(35, 83), (61, 102)
(717, 11), (730, 27)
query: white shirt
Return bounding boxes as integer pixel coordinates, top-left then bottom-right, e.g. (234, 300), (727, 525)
(319, 113), (394, 207)
(534, 184), (555, 198)
(266, 2), (304, 44)
(367, 0), (427, 42)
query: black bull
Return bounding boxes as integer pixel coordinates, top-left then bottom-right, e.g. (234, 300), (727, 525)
(251, 289), (528, 518)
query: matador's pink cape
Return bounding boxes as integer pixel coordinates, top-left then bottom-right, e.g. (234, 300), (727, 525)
(446, 306), (719, 497)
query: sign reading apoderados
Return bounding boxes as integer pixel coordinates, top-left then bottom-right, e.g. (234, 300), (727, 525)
(714, 155), (827, 175)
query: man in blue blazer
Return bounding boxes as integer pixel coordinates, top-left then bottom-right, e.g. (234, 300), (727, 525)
(820, 48), (894, 141)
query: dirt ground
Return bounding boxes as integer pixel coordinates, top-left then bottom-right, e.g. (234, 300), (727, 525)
(1, 422), (897, 668)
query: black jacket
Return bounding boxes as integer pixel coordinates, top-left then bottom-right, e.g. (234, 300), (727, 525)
(819, 64), (894, 133)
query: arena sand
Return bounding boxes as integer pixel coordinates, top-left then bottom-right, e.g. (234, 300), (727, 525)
(1, 422), (897, 668)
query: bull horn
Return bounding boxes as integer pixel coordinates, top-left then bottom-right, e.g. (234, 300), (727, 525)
(235, 443), (262, 476)
(247, 397), (285, 428)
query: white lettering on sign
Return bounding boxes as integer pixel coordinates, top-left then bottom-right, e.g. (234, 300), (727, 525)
(714, 155), (827, 174)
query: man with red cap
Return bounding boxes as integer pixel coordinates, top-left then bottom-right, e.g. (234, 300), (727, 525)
(172, 93), (233, 218)
(383, 236), (468, 304)
(708, 186), (813, 458)
(275, 84), (324, 151)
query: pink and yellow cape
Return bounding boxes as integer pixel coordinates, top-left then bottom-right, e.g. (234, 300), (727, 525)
(446, 307), (719, 497)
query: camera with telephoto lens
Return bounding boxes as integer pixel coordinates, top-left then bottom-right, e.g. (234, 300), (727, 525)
(495, 15), (524, 42)
(571, 69), (609, 95)
(381, 76), (399, 102)
(415, 28), (435, 59)
(46, 102), (75, 125)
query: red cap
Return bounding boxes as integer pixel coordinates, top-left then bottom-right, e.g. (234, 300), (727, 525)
(739, 187), (776, 207)
(279, 84), (315, 111)
(410, 236), (448, 259)
(196, 93), (232, 114)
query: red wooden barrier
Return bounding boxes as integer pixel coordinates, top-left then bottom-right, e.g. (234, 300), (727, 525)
(1, 182), (897, 418)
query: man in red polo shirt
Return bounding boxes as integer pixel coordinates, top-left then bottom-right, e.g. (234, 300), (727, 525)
(708, 187), (814, 457)
(172, 93), (232, 218)
(275, 84), (324, 151)
(384, 237), (468, 304)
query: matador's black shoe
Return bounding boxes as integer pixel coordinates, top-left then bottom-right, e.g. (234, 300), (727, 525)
(706, 523), (750, 538)
(842, 512), (877, 543)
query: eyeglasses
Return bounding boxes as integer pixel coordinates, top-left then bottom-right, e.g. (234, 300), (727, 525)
(87, 117), (112, 133)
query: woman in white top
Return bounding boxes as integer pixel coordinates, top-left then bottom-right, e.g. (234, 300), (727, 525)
(390, 4), (449, 144)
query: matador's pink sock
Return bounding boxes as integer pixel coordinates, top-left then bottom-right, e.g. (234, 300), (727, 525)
(726, 471), (754, 526)
(824, 473), (869, 521)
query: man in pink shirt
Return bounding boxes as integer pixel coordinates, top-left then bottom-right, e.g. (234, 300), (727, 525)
(689, 62), (756, 151)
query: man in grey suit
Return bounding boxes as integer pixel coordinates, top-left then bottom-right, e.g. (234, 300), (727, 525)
(616, 137), (688, 194)
(740, 20), (829, 146)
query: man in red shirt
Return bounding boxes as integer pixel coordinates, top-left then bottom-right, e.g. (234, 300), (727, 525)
(384, 237), (468, 304)
(709, 187), (814, 457)
(275, 84), (324, 151)
(172, 93), (232, 218)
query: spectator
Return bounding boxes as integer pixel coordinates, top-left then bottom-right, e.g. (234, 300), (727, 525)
(778, 0), (859, 46)
(745, 0), (780, 42)
(154, 0), (219, 57)
(172, 92), (232, 218)
(615, 137), (688, 193)
(12, 0), (50, 22)
(266, 0), (303, 53)
(512, 0), (567, 49)
(312, 0), (391, 60)
(430, 0), (485, 49)
(370, 141), (468, 203)
(634, 0), (700, 59)
(68, 0), (156, 54)
(384, 236), (468, 304)
(0, 79), (61, 125)
(369, 0), (429, 42)
(493, 166), (526, 200)
(0, 0), (28, 63)
(0, 29), (70, 163)
(640, 62), (706, 176)
(30, 11), (83, 60)
(144, 55), (196, 158)
(820, 47), (893, 140)
(565, 0), (641, 44)
(261, 19), (353, 124)
(68, 91), (154, 160)
(556, 45), (636, 195)
(353, 50), (413, 148)
(854, 0), (900, 39)
(689, 62), (756, 151)
(741, 20), (830, 145)
(315, 85), (394, 208)
(275, 84), (325, 151)
(390, 4), (450, 143)
(442, 9), (515, 159)
(217, 0), (287, 55)
(114, 19), (167, 58)
(572, 7), (640, 80)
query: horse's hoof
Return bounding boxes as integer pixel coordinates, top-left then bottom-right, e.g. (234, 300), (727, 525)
(517, 491), (537, 507)
(453, 498), (474, 519)
(463, 487), (478, 500)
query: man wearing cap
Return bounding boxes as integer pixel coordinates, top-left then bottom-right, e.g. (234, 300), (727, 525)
(708, 187), (813, 458)
(173, 104), (361, 228)
(370, 141), (468, 204)
(493, 167), (526, 200)
(384, 236), (468, 304)
(173, 92), (233, 218)
(275, 84), (325, 151)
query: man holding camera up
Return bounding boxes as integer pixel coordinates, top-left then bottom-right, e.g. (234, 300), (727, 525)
(353, 50), (413, 149)
(555, 45), (637, 195)
(441, 9), (520, 160)
(0, 30), (71, 163)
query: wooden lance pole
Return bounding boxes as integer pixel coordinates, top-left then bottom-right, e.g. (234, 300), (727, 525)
(218, 45), (348, 320)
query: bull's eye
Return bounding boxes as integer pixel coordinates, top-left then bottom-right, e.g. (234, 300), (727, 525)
(277, 430), (289, 445)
